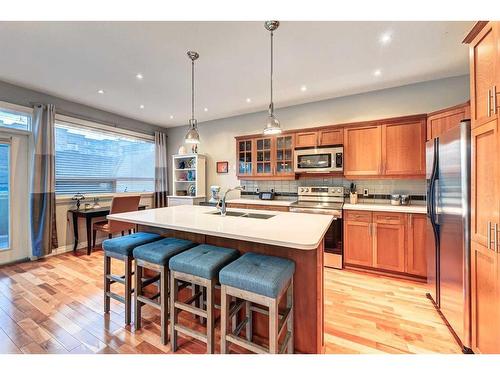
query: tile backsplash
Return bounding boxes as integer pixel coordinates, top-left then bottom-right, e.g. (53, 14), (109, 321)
(241, 178), (426, 197)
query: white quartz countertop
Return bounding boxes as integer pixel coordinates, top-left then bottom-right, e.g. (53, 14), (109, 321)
(343, 203), (427, 214)
(226, 198), (296, 207)
(108, 205), (333, 250)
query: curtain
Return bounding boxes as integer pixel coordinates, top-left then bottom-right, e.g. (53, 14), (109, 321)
(154, 131), (168, 208)
(30, 104), (58, 257)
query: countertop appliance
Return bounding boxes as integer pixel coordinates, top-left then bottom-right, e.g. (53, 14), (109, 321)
(426, 120), (472, 353)
(289, 186), (344, 269)
(294, 146), (343, 173)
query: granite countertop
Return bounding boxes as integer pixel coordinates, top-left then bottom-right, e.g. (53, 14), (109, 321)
(108, 205), (333, 250)
(343, 203), (427, 214)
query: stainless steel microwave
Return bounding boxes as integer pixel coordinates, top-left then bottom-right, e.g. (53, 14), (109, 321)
(294, 146), (343, 173)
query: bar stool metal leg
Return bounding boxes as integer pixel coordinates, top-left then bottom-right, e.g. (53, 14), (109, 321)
(134, 263), (143, 331)
(170, 272), (179, 352)
(206, 279), (214, 354)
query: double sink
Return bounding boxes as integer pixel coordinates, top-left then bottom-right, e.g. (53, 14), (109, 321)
(207, 211), (275, 220)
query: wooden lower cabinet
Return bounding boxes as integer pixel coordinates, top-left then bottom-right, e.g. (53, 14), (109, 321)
(471, 240), (500, 353)
(344, 210), (427, 279)
(373, 221), (406, 273)
(406, 214), (427, 277)
(343, 220), (373, 267)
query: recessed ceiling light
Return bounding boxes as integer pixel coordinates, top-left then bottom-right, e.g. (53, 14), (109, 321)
(300, 85), (307, 92)
(379, 32), (392, 45)
(246, 98), (252, 103)
(139, 104), (144, 109)
(373, 69), (382, 77)
(97, 89), (105, 94)
(169, 115), (174, 119)
(204, 107), (208, 112)
(136, 73), (144, 80)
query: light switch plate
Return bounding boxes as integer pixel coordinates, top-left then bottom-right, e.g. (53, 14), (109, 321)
(363, 188), (369, 197)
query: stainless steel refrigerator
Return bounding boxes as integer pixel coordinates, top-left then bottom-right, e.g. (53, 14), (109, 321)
(426, 120), (472, 353)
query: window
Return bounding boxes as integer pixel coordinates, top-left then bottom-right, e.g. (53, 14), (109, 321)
(55, 121), (155, 195)
(0, 142), (10, 250)
(0, 103), (31, 132)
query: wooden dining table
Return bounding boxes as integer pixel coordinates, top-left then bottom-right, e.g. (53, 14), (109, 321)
(69, 205), (147, 255)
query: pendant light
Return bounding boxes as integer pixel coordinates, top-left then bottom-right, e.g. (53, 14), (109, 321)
(185, 51), (201, 144)
(263, 21), (282, 135)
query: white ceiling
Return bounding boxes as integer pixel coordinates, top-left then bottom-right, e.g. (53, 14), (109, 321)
(0, 21), (473, 127)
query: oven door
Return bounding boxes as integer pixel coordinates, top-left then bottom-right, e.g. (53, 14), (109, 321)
(324, 217), (343, 269)
(294, 147), (343, 173)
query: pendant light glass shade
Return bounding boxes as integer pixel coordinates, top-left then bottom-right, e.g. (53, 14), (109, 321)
(185, 51), (201, 144)
(185, 119), (200, 144)
(263, 21), (282, 135)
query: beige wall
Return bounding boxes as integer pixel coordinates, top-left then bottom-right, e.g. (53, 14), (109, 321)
(166, 75), (470, 198)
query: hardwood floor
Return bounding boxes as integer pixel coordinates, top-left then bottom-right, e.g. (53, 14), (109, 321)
(0, 251), (461, 354)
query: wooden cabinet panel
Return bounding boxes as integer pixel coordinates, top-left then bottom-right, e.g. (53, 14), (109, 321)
(373, 212), (405, 225)
(344, 125), (382, 176)
(426, 103), (470, 141)
(406, 214), (427, 277)
(295, 131), (318, 148)
(382, 120), (426, 176)
(373, 222), (406, 273)
(318, 129), (343, 146)
(471, 119), (499, 247)
(344, 210), (372, 223)
(471, 240), (500, 353)
(344, 220), (373, 267)
(470, 22), (498, 127)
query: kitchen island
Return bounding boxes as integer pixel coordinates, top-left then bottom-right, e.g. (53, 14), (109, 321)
(108, 204), (333, 354)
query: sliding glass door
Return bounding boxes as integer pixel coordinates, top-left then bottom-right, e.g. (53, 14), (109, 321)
(0, 133), (29, 264)
(0, 142), (9, 250)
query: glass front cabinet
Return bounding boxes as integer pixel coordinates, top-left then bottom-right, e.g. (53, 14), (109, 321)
(236, 134), (295, 179)
(274, 134), (295, 177)
(237, 139), (253, 177)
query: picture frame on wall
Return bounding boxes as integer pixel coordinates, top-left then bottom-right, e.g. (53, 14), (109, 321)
(216, 161), (229, 174)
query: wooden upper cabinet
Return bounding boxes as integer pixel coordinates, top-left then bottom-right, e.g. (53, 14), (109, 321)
(406, 213), (427, 277)
(254, 136), (274, 177)
(237, 138), (253, 177)
(469, 22), (499, 127)
(427, 102), (471, 141)
(318, 128), (343, 146)
(381, 120), (426, 176)
(343, 125), (382, 176)
(295, 131), (318, 148)
(274, 134), (295, 176)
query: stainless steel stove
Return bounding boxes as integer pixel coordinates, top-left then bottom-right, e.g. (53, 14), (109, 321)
(290, 186), (344, 269)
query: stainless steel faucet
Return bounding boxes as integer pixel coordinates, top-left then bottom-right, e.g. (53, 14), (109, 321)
(216, 186), (244, 216)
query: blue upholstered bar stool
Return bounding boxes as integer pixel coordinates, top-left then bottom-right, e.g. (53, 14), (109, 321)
(169, 244), (239, 353)
(102, 232), (162, 325)
(132, 237), (197, 344)
(219, 253), (295, 354)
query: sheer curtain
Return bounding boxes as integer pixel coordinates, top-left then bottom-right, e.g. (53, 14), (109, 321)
(154, 131), (168, 208)
(30, 104), (58, 257)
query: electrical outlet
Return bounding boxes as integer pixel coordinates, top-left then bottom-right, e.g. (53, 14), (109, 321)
(363, 188), (369, 197)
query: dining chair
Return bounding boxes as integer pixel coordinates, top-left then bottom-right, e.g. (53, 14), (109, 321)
(92, 195), (141, 250)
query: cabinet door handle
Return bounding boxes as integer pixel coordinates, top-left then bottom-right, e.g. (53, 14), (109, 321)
(488, 221), (493, 250)
(487, 88), (492, 117)
(495, 223), (499, 253)
(368, 223), (372, 236)
(493, 86), (498, 115)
